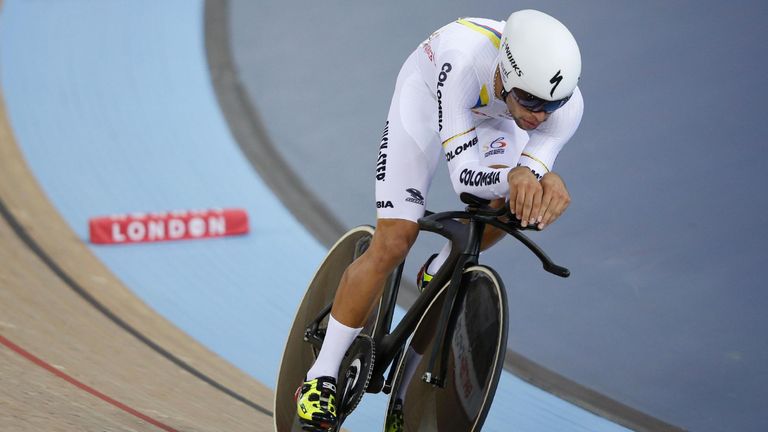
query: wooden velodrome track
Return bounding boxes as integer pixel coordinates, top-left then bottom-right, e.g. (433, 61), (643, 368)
(0, 96), (275, 430)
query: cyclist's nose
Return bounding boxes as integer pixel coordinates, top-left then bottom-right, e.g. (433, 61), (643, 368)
(532, 111), (548, 122)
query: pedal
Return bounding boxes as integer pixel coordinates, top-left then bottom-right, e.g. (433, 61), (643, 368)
(421, 372), (443, 387)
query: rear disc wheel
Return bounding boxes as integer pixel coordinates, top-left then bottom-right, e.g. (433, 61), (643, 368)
(383, 265), (508, 432)
(274, 226), (375, 432)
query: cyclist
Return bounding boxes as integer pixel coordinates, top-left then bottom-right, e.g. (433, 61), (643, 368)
(296, 9), (583, 430)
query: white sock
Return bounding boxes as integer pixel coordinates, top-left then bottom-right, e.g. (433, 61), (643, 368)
(306, 314), (363, 381)
(395, 346), (423, 402)
(427, 242), (451, 275)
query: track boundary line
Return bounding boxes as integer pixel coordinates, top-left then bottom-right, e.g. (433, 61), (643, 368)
(0, 182), (273, 418)
(0, 334), (180, 432)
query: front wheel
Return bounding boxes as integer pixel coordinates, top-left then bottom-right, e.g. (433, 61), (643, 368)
(274, 225), (389, 432)
(383, 265), (508, 432)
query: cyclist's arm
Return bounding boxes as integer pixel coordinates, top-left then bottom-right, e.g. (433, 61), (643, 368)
(516, 87), (583, 227)
(516, 87), (584, 179)
(437, 53), (512, 199)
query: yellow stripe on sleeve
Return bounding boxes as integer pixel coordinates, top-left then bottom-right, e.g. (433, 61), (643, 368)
(521, 152), (551, 172)
(442, 127), (476, 147)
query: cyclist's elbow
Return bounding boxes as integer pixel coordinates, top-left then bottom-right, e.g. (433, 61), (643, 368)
(451, 182), (475, 198)
(449, 172), (472, 196)
(449, 171), (497, 200)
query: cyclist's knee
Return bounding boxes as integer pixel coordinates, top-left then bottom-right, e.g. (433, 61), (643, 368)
(367, 219), (418, 269)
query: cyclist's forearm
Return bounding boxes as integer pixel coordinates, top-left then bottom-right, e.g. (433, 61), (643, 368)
(481, 225), (506, 251)
(477, 198), (507, 251)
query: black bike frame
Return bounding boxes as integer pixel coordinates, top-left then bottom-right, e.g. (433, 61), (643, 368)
(370, 210), (484, 391)
(303, 194), (570, 395)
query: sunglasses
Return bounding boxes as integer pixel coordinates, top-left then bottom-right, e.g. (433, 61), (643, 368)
(503, 87), (571, 113)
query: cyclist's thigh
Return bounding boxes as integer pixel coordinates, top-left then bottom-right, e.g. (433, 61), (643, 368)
(475, 118), (530, 168)
(375, 51), (441, 224)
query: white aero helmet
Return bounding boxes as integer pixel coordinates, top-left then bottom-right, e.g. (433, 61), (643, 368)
(499, 10), (581, 107)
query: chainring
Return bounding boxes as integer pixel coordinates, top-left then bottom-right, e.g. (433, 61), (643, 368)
(336, 334), (375, 426)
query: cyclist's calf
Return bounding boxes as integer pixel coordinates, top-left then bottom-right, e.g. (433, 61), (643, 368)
(331, 219), (418, 327)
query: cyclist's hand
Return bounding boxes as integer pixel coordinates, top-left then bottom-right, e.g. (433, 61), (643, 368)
(537, 172), (571, 230)
(507, 166), (542, 228)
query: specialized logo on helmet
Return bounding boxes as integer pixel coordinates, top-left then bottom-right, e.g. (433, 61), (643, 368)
(437, 63), (452, 131)
(549, 70), (563, 97)
(503, 41), (523, 77)
(405, 188), (425, 205)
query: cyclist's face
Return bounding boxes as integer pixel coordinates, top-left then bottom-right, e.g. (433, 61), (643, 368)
(505, 94), (550, 131)
(495, 67), (550, 130)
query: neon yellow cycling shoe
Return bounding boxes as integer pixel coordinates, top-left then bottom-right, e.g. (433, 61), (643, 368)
(295, 376), (338, 430)
(416, 254), (438, 292)
(385, 398), (404, 432)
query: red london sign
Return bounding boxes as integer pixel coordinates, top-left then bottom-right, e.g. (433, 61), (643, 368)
(89, 208), (249, 244)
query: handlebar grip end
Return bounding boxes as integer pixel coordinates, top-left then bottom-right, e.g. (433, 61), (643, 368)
(544, 263), (570, 278)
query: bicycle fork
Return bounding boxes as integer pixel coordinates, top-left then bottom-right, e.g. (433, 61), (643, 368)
(422, 218), (485, 388)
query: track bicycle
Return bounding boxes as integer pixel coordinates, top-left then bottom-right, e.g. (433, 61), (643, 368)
(274, 193), (570, 431)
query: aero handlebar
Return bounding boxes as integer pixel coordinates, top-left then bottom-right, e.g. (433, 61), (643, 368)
(419, 193), (570, 278)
